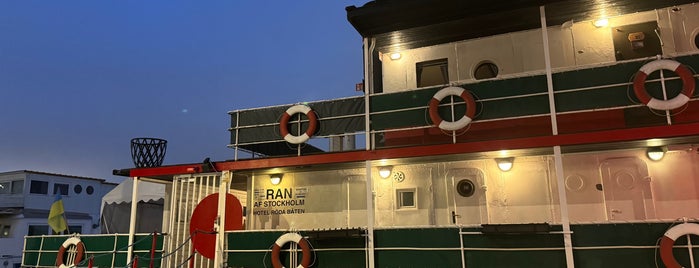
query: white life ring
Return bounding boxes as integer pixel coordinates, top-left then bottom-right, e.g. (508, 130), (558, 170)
(271, 233), (312, 268)
(633, 59), (695, 110)
(428, 86), (477, 131)
(279, 105), (318, 144)
(56, 237), (85, 268)
(659, 222), (699, 268)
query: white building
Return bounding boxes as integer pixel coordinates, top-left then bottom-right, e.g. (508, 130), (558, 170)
(0, 170), (116, 268)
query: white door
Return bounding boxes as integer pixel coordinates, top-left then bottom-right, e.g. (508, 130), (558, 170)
(448, 168), (488, 225)
(599, 157), (655, 220)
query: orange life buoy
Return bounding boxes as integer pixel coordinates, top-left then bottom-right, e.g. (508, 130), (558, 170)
(428, 86), (477, 131)
(56, 237), (85, 268)
(633, 59), (695, 110)
(279, 105), (318, 144)
(271, 233), (312, 268)
(659, 222), (699, 268)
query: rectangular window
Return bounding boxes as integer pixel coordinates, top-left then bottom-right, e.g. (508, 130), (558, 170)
(11, 180), (23, 194)
(29, 180), (48, 195)
(54, 183), (69, 196)
(416, 58), (449, 88)
(28, 225), (49, 236)
(52, 225), (81, 235)
(0, 182), (10, 194)
(396, 188), (418, 210)
(0, 224), (10, 237)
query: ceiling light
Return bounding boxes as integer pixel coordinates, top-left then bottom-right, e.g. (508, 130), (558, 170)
(646, 147), (666, 161)
(379, 166), (392, 179)
(593, 18), (609, 28)
(390, 52), (401, 60)
(495, 157), (514, 172)
(270, 174), (283, 185)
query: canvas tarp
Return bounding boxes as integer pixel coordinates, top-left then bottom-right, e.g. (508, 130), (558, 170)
(100, 179), (165, 234)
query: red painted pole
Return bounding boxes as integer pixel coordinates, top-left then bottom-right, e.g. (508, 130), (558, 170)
(133, 255), (138, 268)
(88, 255), (93, 268)
(150, 232), (157, 268)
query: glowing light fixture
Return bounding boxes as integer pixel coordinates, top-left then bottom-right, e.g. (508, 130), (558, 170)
(390, 52), (402, 60)
(379, 166), (393, 179)
(270, 174), (283, 185)
(593, 18), (609, 28)
(495, 157), (514, 172)
(646, 147), (666, 161)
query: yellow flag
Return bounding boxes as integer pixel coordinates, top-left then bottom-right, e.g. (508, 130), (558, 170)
(48, 194), (67, 233)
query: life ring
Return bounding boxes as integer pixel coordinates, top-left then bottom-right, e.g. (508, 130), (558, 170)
(659, 222), (699, 268)
(279, 105), (318, 144)
(428, 86), (477, 131)
(271, 233), (312, 268)
(56, 237), (85, 268)
(633, 59), (695, 110)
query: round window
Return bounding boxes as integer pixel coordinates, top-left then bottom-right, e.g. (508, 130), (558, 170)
(456, 179), (476, 197)
(74, 185), (82, 194)
(694, 32), (699, 50)
(473, 61), (498, 80)
(86, 186), (94, 195)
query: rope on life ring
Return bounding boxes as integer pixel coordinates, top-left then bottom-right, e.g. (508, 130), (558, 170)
(659, 222), (699, 268)
(633, 59), (695, 110)
(428, 86), (477, 131)
(279, 105), (318, 144)
(271, 232), (312, 268)
(56, 237), (85, 268)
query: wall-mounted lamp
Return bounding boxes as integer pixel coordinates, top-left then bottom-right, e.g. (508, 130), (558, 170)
(646, 147), (666, 161)
(495, 157), (514, 172)
(593, 18), (609, 28)
(270, 174), (283, 185)
(379, 166), (393, 179)
(390, 52), (402, 60)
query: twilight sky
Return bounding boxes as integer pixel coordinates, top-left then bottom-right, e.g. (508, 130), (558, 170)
(0, 1), (366, 182)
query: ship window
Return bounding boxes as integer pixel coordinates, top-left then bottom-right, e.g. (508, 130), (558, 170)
(695, 32), (699, 50)
(397, 188), (417, 209)
(74, 184), (82, 194)
(29, 180), (48, 195)
(86, 186), (94, 195)
(0, 224), (10, 237)
(474, 61), (498, 80)
(54, 183), (69, 196)
(28, 225), (49, 236)
(416, 59), (449, 88)
(0, 182), (10, 194)
(11, 180), (23, 194)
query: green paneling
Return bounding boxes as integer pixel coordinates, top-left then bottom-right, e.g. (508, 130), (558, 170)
(23, 234), (163, 268)
(376, 250), (461, 267)
(465, 250), (565, 268)
(374, 228), (460, 248)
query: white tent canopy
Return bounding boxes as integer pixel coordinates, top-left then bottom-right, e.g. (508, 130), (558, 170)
(101, 179), (166, 234)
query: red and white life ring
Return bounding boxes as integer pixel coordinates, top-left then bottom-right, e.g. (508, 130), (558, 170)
(56, 237), (85, 268)
(633, 59), (695, 110)
(271, 233), (312, 268)
(279, 105), (318, 144)
(428, 86), (477, 131)
(659, 222), (699, 268)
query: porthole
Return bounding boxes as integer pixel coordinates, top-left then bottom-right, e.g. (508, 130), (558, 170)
(456, 179), (475, 197)
(74, 185), (82, 194)
(86, 186), (94, 195)
(694, 32), (699, 50)
(473, 61), (498, 80)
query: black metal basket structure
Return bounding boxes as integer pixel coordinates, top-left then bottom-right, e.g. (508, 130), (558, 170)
(130, 138), (167, 168)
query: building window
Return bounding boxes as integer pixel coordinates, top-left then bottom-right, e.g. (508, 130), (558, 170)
(416, 58), (449, 88)
(473, 61), (499, 80)
(0, 224), (10, 237)
(29, 180), (49, 195)
(74, 185), (82, 194)
(396, 188), (417, 210)
(86, 186), (94, 195)
(11, 180), (23, 194)
(54, 183), (69, 196)
(28, 225), (49, 236)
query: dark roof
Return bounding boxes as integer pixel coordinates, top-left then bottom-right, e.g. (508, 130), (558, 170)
(346, 0), (697, 51)
(2, 170), (112, 184)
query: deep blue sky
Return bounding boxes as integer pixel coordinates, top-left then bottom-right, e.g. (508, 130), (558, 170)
(0, 1), (366, 182)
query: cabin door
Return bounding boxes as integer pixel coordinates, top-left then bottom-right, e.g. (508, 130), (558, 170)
(449, 168), (488, 225)
(599, 157), (656, 220)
